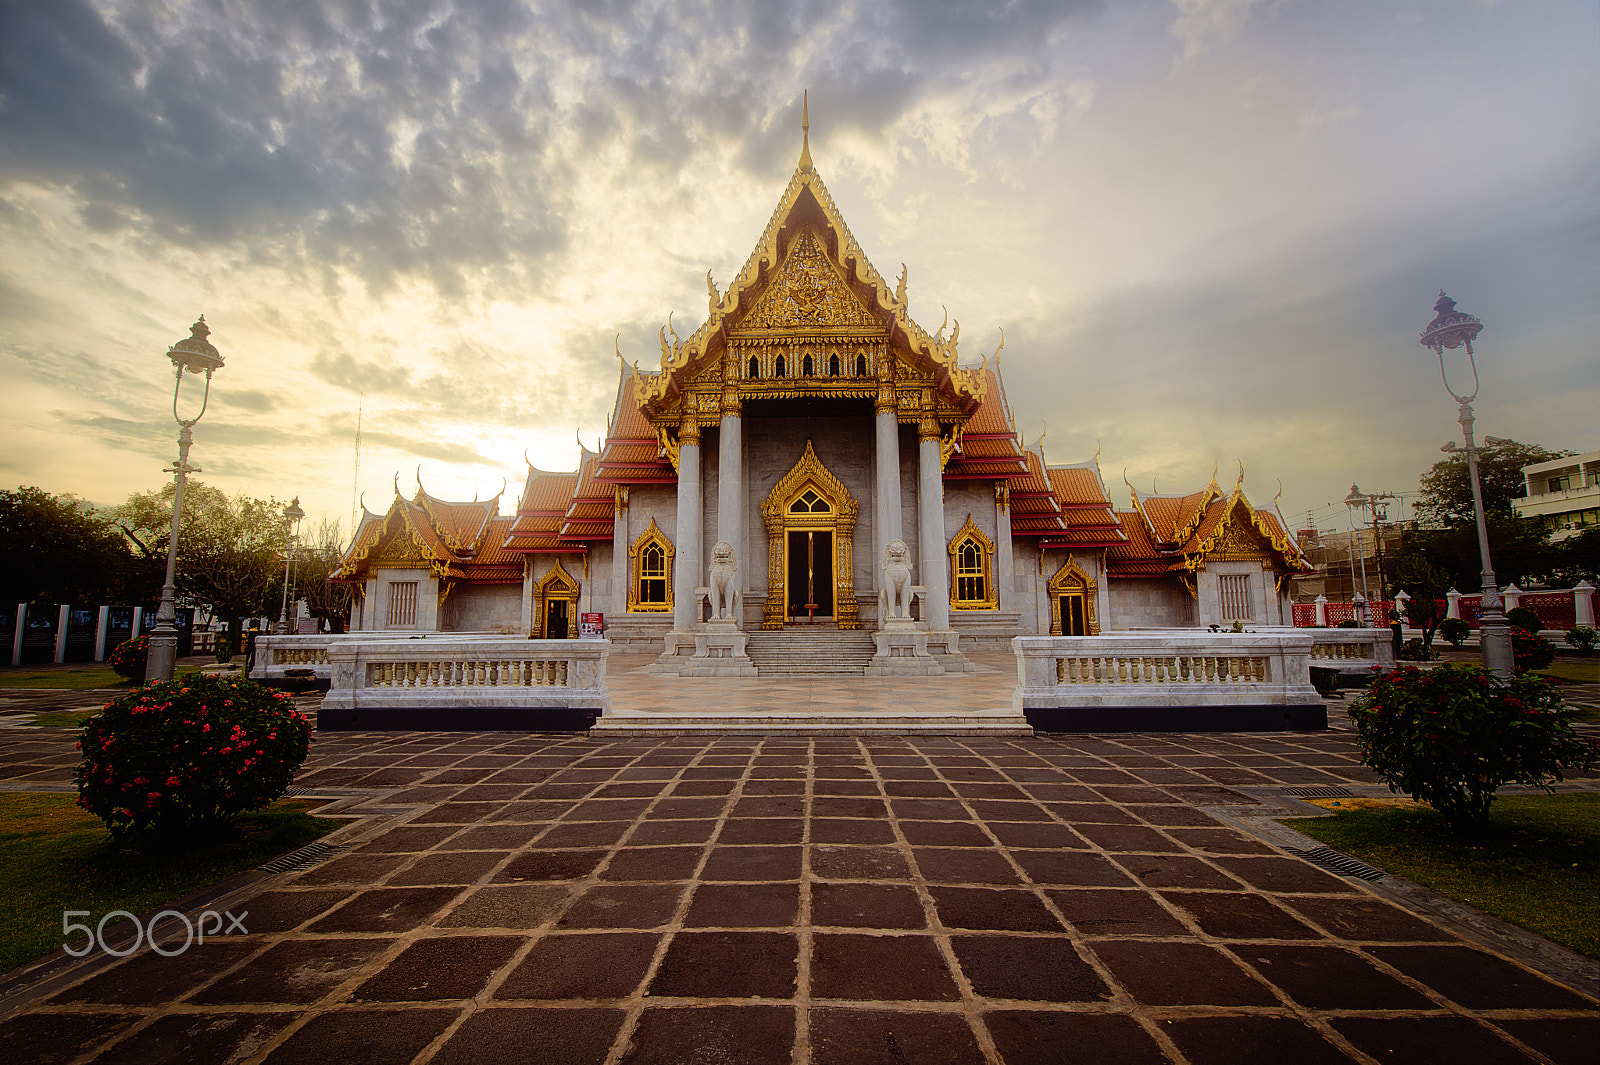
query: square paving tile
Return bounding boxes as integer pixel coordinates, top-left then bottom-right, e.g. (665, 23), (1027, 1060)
(1282, 896), (1458, 942)
(912, 847), (1020, 884)
(809, 845), (912, 880)
(99, 1012), (301, 1065)
(620, 1005), (794, 1065)
(810, 1007), (986, 1065)
(306, 887), (462, 933)
(49, 939), (262, 1005)
(701, 845), (803, 881)
(1089, 941), (1277, 1006)
(951, 934), (1111, 1002)
(599, 846), (706, 881)
(683, 883), (800, 928)
(812, 883), (927, 929)
(260, 1007), (458, 1065)
(1120, 854), (1245, 890)
(1366, 944), (1599, 1010)
(1234, 944), (1437, 1010)
(433, 1007), (626, 1065)
(1009, 850), (1134, 888)
(496, 850), (609, 883)
(1045, 888), (1190, 936)
(811, 934), (960, 1001)
(559, 883), (687, 929)
(1495, 1017), (1600, 1065)
(1159, 1015), (1357, 1065)
(1159, 891), (1321, 940)
(387, 850), (506, 886)
(193, 938), (391, 1004)
(929, 887), (1062, 932)
(648, 931), (798, 998)
(438, 884), (571, 928)
(1331, 1016), (1536, 1065)
(983, 1011), (1167, 1065)
(497, 932), (658, 999)
(351, 935), (523, 1001)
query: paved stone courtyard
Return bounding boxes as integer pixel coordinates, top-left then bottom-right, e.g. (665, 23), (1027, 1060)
(0, 658), (1597, 1064)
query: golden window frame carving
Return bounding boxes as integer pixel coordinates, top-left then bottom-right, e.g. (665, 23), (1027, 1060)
(533, 559), (580, 637)
(627, 518), (674, 613)
(948, 514), (997, 611)
(1047, 556), (1100, 636)
(760, 440), (860, 630)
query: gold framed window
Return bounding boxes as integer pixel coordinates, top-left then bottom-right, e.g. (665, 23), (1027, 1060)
(628, 518), (674, 612)
(1047, 557), (1099, 635)
(948, 514), (997, 611)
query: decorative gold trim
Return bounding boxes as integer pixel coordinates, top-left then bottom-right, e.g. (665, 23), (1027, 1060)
(655, 425), (680, 472)
(627, 518), (674, 613)
(532, 559), (580, 638)
(948, 514), (997, 611)
(1047, 557), (1099, 636)
(760, 441), (860, 629)
(678, 413), (700, 446)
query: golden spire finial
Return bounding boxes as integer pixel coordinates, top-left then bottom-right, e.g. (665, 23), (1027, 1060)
(799, 90), (813, 173)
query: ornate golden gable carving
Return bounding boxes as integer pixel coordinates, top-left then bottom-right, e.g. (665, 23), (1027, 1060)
(733, 228), (881, 335)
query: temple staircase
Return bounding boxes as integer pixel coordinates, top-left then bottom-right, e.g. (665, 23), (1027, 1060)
(743, 630), (877, 676)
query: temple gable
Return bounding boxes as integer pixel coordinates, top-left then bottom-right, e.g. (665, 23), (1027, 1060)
(732, 228), (881, 336)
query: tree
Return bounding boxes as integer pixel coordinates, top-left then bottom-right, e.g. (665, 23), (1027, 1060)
(1394, 554), (1450, 655)
(1414, 439), (1571, 526)
(0, 487), (157, 607)
(1555, 526), (1600, 584)
(1407, 513), (1560, 592)
(117, 482), (289, 645)
(297, 518), (354, 633)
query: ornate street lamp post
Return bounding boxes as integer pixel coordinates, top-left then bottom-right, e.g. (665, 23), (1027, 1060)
(276, 497), (305, 634)
(1419, 292), (1513, 680)
(145, 317), (225, 683)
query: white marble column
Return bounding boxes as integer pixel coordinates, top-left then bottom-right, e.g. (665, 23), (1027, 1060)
(717, 400), (743, 610)
(916, 428), (950, 631)
(994, 482), (1013, 612)
(875, 378), (903, 583)
(673, 418), (703, 631)
(612, 487), (629, 615)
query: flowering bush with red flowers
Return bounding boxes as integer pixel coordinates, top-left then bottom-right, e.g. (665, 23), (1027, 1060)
(1350, 664), (1593, 832)
(73, 673), (312, 838)
(1510, 626), (1556, 673)
(106, 635), (150, 682)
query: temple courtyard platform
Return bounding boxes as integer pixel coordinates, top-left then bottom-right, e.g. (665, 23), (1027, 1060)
(1, 681), (1597, 1065)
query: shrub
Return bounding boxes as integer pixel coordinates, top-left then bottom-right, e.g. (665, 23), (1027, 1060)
(1438, 617), (1471, 647)
(73, 673), (312, 839)
(1511, 627), (1556, 673)
(1566, 626), (1597, 655)
(106, 635), (149, 682)
(1398, 638), (1431, 661)
(1335, 619), (1362, 628)
(1506, 606), (1544, 633)
(1349, 664), (1594, 831)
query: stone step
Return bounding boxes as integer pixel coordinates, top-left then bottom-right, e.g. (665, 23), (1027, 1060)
(592, 709), (1033, 736)
(744, 631), (879, 677)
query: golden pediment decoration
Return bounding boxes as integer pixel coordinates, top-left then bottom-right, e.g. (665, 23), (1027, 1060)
(733, 228), (881, 335)
(370, 528), (434, 567)
(1211, 516), (1270, 561)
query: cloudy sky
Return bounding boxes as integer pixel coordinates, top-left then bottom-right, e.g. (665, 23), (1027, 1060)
(2, 0), (1595, 543)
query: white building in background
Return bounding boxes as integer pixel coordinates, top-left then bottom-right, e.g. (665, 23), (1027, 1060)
(1514, 450), (1600, 541)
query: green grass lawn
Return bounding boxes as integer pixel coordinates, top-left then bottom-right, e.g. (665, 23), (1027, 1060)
(1540, 658), (1600, 684)
(0, 664), (214, 691)
(1285, 793), (1600, 959)
(0, 793), (342, 974)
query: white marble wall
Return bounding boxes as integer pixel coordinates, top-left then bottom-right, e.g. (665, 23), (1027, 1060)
(1107, 578), (1197, 629)
(440, 583), (523, 633)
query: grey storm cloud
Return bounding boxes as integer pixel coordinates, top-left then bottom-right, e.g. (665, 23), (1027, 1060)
(0, 0), (1096, 298)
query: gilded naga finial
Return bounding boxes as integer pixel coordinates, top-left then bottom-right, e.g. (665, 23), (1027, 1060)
(895, 263), (907, 308)
(707, 270), (719, 313)
(799, 90), (813, 173)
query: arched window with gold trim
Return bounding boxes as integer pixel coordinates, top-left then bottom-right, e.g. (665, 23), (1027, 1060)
(628, 518), (674, 612)
(748, 355), (760, 379)
(829, 353), (841, 377)
(947, 515), (997, 610)
(802, 353), (815, 376)
(1047, 557), (1099, 635)
(855, 353), (867, 377)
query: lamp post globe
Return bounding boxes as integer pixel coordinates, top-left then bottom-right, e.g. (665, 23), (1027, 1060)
(144, 317), (224, 684)
(1419, 292), (1513, 681)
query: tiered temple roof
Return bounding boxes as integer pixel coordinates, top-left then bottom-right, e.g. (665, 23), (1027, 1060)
(1107, 470), (1308, 579)
(336, 484), (519, 583)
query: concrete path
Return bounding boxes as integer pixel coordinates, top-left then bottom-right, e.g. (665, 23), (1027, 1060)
(2, 702), (1597, 1064)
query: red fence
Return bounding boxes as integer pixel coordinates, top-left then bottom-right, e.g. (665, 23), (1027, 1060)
(1296, 589), (1587, 629)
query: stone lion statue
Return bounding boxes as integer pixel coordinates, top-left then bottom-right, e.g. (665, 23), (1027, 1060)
(881, 538), (913, 620)
(708, 541), (740, 621)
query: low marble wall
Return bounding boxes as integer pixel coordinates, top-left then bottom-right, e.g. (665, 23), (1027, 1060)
(1013, 633), (1325, 731)
(251, 635), (332, 681)
(317, 636), (610, 730)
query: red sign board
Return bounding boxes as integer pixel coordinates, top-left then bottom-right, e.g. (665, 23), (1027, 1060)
(579, 613), (605, 638)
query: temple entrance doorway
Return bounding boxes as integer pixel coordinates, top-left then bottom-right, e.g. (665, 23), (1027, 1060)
(546, 599), (570, 639)
(786, 529), (834, 620)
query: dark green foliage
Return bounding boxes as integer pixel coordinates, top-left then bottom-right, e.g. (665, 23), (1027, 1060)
(1506, 606), (1544, 633)
(1511, 627), (1556, 672)
(1567, 626), (1597, 655)
(105, 636), (149, 682)
(1407, 513), (1560, 592)
(1438, 617), (1471, 647)
(0, 487), (157, 607)
(1399, 638), (1430, 661)
(73, 674), (312, 839)
(1350, 664), (1593, 831)
(1414, 440), (1570, 525)
(1395, 554), (1450, 652)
